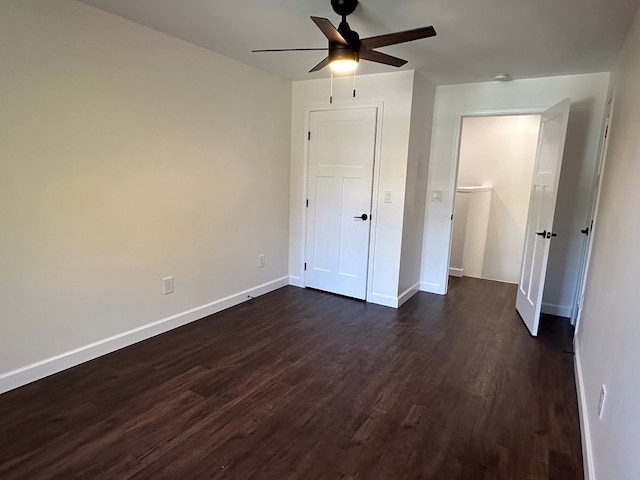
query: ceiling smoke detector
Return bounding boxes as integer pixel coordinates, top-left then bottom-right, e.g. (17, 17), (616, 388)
(492, 73), (513, 82)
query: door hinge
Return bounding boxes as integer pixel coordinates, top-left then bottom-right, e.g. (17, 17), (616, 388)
(604, 125), (609, 138)
(306, 199), (309, 208)
(304, 262), (307, 271)
(308, 131), (311, 141)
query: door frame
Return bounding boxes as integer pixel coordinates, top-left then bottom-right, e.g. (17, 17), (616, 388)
(443, 106), (548, 295)
(299, 102), (385, 301)
(573, 94), (615, 333)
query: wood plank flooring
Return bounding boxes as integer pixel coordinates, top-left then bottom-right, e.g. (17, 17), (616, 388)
(0, 277), (583, 479)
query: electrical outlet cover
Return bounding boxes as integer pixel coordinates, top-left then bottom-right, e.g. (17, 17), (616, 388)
(163, 276), (174, 295)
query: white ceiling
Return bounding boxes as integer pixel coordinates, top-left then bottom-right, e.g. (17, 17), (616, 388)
(77, 0), (640, 85)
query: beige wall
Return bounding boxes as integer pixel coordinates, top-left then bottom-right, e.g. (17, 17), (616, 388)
(0, 0), (291, 391)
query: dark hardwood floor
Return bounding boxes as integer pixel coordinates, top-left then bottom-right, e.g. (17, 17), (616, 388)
(0, 277), (583, 479)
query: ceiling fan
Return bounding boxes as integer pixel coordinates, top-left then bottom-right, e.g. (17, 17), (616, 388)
(252, 0), (437, 74)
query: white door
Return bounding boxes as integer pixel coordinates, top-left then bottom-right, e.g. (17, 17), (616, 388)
(516, 99), (571, 336)
(305, 107), (377, 300)
(574, 109), (612, 333)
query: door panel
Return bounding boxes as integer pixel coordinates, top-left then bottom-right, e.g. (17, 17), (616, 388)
(305, 107), (377, 300)
(516, 99), (571, 336)
(574, 111), (611, 331)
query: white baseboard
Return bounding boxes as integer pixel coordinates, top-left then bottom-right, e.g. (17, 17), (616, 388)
(420, 281), (445, 295)
(575, 340), (595, 480)
(397, 283), (420, 307)
(367, 291), (398, 308)
(0, 276), (289, 395)
(449, 267), (464, 277)
(288, 275), (304, 288)
(541, 302), (573, 318)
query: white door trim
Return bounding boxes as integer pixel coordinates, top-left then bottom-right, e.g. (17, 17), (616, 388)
(300, 102), (385, 301)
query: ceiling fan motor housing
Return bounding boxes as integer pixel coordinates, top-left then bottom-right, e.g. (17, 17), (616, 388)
(331, 20), (359, 66)
(337, 25), (360, 51)
(330, 42), (359, 64)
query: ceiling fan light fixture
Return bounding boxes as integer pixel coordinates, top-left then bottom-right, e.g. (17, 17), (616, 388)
(329, 46), (359, 73)
(330, 58), (359, 73)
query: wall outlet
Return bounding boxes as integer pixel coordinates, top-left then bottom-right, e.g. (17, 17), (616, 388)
(163, 276), (174, 295)
(431, 190), (443, 202)
(598, 384), (607, 419)
(258, 254), (266, 268)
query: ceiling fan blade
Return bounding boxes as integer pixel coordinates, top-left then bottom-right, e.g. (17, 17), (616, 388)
(360, 26), (436, 50)
(252, 48), (328, 52)
(359, 49), (407, 67)
(309, 56), (330, 73)
(311, 16), (348, 45)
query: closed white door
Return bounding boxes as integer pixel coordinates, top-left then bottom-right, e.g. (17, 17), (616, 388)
(516, 99), (571, 336)
(305, 107), (377, 300)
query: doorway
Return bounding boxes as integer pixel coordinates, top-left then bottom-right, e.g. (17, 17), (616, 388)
(449, 114), (541, 284)
(448, 99), (571, 336)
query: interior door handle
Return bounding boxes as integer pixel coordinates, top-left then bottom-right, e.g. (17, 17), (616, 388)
(581, 228), (589, 235)
(536, 230), (547, 237)
(354, 213), (368, 221)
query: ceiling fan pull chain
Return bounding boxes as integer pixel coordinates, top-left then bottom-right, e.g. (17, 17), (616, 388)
(330, 71), (334, 104)
(353, 70), (357, 98)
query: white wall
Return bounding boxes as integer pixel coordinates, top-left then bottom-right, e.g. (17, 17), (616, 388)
(289, 70), (418, 307)
(420, 73), (610, 319)
(575, 6), (640, 479)
(398, 73), (435, 301)
(455, 115), (539, 283)
(0, 0), (292, 392)
(451, 187), (492, 278)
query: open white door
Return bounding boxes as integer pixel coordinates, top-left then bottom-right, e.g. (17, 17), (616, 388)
(574, 108), (612, 334)
(305, 107), (377, 300)
(516, 99), (571, 336)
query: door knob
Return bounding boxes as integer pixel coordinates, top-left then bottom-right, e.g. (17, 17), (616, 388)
(353, 213), (368, 221)
(581, 228), (589, 235)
